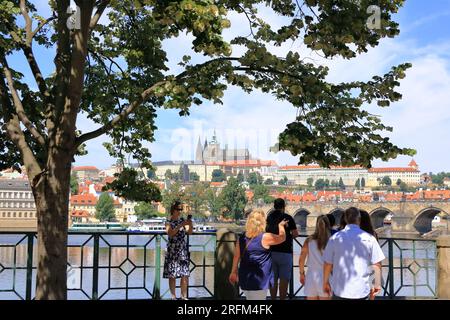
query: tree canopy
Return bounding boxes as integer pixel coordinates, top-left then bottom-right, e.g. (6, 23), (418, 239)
(0, 0), (415, 178)
(211, 169), (225, 182)
(221, 177), (247, 220)
(95, 193), (116, 222)
(134, 201), (160, 220)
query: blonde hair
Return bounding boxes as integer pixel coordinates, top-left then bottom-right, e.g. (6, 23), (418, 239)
(245, 209), (267, 238)
(310, 215), (331, 252)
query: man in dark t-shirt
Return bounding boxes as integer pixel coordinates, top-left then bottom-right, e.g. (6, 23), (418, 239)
(266, 198), (298, 300)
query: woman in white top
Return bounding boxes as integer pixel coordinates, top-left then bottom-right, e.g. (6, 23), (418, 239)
(299, 215), (331, 300)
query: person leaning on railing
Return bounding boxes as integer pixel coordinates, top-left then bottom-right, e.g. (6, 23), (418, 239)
(163, 201), (193, 300)
(229, 209), (288, 300)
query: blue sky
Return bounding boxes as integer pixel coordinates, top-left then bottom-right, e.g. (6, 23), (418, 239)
(6, 1), (450, 173)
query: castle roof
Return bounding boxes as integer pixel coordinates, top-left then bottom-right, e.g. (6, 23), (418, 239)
(72, 166), (99, 172)
(279, 165), (364, 171)
(368, 167), (419, 173)
(408, 159), (418, 167)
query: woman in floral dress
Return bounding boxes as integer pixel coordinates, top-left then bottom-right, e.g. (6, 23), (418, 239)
(163, 201), (193, 300)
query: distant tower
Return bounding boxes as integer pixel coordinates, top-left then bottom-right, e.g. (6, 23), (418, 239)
(211, 129), (217, 143)
(408, 159), (419, 170)
(195, 136), (204, 163)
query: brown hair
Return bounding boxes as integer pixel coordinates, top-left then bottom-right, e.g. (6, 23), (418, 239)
(360, 209), (378, 240)
(170, 200), (182, 215)
(309, 215), (331, 252)
(344, 207), (361, 225)
(245, 209), (267, 238)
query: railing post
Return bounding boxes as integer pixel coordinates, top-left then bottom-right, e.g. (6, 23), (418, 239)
(25, 233), (34, 300)
(437, 235), (450, 299)
(92, 234), (99, 300)
(153, 235), (161, 299)
(388, 239), (395, 299)
(214, 228), (239, 300)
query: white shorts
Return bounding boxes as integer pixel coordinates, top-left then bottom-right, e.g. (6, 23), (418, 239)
(243, 289), (268, 300)
(304, 272), (328, 298)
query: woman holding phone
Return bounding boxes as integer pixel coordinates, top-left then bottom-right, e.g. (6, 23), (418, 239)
(163, 200), (193, 300)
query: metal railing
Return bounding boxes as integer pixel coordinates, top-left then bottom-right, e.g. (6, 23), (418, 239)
(0, 231), (215, 300)
(0, 231), (437, 300)
(290, 235), (437, 299)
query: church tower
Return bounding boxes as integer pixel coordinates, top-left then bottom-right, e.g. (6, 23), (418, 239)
(195, 136), (204, 163)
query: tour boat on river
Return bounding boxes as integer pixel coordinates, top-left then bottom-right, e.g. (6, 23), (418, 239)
(69, 222), (126, 232)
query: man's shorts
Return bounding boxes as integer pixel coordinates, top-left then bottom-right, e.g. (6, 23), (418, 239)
(271, 252), (293, 282)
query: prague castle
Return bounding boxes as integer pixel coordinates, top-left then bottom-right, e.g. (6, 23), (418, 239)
(195, 131), (252, 164)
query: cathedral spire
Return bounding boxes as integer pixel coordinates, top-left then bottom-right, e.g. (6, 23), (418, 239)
(211, 129), (218, 144)
(195, 136), (204, 163)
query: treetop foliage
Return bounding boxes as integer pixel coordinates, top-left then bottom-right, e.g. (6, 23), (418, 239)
(1, 0), (414, 189)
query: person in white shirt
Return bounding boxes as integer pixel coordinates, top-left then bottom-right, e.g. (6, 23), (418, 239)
(299, 215), (331, 300)
(323, 207), (385, 300)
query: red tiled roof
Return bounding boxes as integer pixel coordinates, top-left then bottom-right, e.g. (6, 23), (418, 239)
(70, 210), (90, 217)
(368, 168), (419, 173)
(301, 193), (316, 202)
(408, 159), (418, 167)
(357, 195), (372, 202)
(77, 186), (89, 194)
(72, 166), (99, 171)
(94, 184), (104, 192)
(104, 176), (116, 184)
(384, 193), (403, 201)
(423, 190), (450, 200)
(406, 192), (421, 200)
(210, 182), (225, 187)
(279, 165), (363, 170)
(70, 194), (98, 205)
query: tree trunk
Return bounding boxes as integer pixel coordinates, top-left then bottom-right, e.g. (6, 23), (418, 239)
(32, 154), (72, 300)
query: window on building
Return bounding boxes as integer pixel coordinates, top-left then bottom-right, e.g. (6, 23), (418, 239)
(13, 212), (16, 218)
(18, 212), (22, 218)
(24, 212), (28, 218)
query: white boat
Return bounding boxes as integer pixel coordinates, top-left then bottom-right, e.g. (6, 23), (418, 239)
(70, 222), (126, 231)
(194, 225), (217, 233)
(127, 218), (167, 233)
(127, 224), (166, 233)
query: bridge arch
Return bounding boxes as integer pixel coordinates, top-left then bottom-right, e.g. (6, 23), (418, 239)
(293, 209), (311, 230)
(370, 207), (394, 229)
(413, 207), (448, 234)
(329, 208), (345, 227)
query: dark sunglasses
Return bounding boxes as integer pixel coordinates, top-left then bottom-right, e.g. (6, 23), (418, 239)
(175, 207), (183, 211)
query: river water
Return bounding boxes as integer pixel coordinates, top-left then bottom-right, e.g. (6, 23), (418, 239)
(0, 230), (437, 300)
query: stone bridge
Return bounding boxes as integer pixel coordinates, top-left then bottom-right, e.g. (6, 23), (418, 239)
(246, 200), (450, 234)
